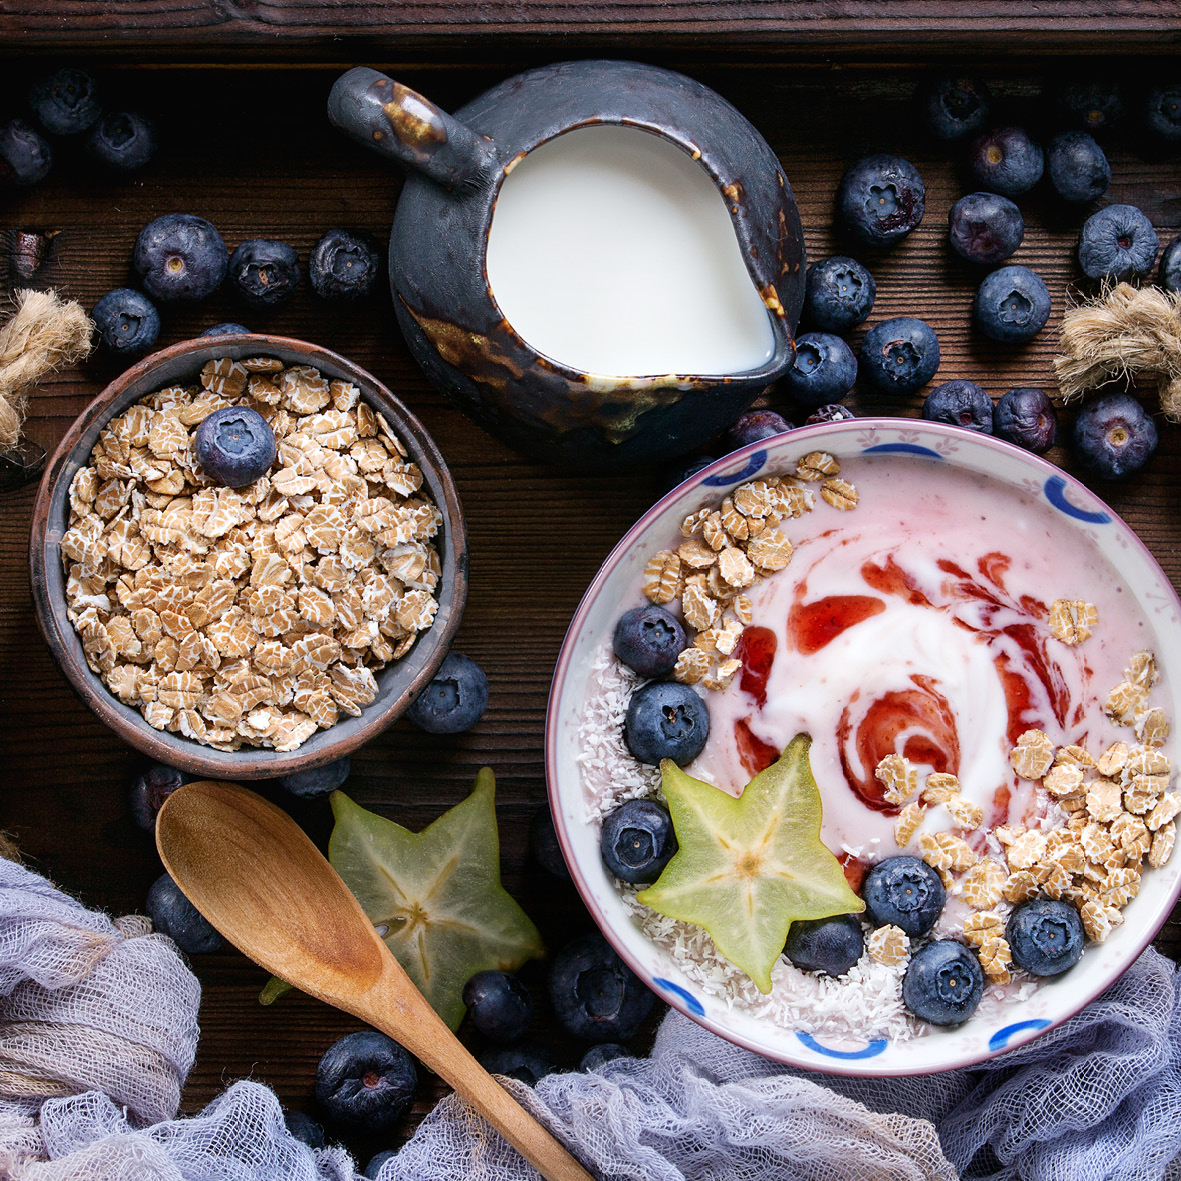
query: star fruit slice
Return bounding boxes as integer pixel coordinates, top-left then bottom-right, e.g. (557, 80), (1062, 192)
(323, 767), (544, 1030)
(637, 733), (863, 994)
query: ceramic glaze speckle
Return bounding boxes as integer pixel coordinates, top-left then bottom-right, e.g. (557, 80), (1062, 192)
(486, 125), (775, 378)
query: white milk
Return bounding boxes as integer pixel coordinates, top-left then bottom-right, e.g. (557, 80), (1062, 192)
(485, 124), (776, 378)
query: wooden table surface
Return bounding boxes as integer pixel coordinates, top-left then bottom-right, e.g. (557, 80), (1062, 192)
(2, 51), (1181, 1165)
(4, 2), (1181, 57)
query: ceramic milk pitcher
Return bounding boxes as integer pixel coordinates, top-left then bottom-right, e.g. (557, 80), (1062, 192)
(328, 60), (805, 469)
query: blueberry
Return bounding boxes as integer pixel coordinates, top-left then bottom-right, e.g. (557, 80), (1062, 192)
(310, 228), (382, 301)
(1145, 83), (1181, 143)
(1071, 392), (1158, 481)
(661, 455), (716, 496)
(146, 872), (225, 954)
(994, 388), (1058, 454)
(922, 380), (994, 434)
(624, 681), (710, 766)
(600, 799), (678, 885)
(201, 322), (251, 337)
(194, 405), (277, 487)
(580, 1043), (629, 1071)
(478, 1043), (556, 1086)
(837, 154), (925, 247)
(725, 409), (793, 452)
(529, 807), (570, 879)
(918, 74), (991, 141)
(802, 257), (876, 333)
(948, 192), (1024, 265)
(284, 1110), (326, 1149)
(974, 265), (1051, 344)
(129, 761), (186, 831)
(1006, 899), (1085, 976)
(804, 404), (856, 425)
(91, 288), (160, 357)
(133, 213), (227, 302)
(1078, 204), (1159, 283)
(280, 757), (350, 798)
(229, 238), (301, 308)
(1057, 81), (1125, 131)
(785, 333), (857, 410)
(613, 605), (685, 679)
(902, 940), (984, 1025)
(406, 652), (489, 733)
(462, 970), (533, 1043)
(315, 1031), (417, 1132)
(1047, 132), (1111, 204)
(27, 68), (101, 136)
(969, 127), (1044, 197)
(862, 856), (946, 938)
(1161, 234), (1181, 295)
(783, 914), (864, 976)
(363, 1151), (396, 1180)
(548, 933), (655, 1043)
(859, 318), (940, 395)
(85, 111), (156, 173)
(0, 119), (53, 186)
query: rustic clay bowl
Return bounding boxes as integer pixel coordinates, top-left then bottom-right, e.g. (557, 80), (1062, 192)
(30, 334), (467, 780)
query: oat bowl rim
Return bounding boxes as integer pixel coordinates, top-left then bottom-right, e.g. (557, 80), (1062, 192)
(545, 418), (1181, 1076)
(30, 333), (467, 780)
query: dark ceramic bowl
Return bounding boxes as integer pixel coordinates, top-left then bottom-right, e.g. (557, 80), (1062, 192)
(30, 334), (467, 780)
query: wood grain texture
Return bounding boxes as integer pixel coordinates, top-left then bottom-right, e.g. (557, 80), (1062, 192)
(0, 58), (1179, 1160)
(4, 2), (1181, 57)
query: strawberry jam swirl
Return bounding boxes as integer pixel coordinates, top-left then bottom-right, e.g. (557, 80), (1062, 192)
(685, 458), (1155, 862)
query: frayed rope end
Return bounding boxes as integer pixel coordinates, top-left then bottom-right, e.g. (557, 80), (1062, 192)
(0, 289), (94, 449)
(1054, 281), (1181, 422)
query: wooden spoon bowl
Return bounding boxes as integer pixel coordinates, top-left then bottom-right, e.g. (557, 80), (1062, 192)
(156, 779), (593, 1181)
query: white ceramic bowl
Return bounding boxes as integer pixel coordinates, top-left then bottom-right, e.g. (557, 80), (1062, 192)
(546, 418), (1181, 1076)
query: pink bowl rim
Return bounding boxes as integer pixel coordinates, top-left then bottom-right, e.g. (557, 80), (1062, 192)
(544, 415), (1181, 1076)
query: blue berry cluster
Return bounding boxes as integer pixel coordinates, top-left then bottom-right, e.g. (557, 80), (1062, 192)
(1, 67), (158, 189)
(87, 213), (383, 359)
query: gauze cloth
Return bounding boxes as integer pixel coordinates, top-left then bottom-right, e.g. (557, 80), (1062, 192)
(2, 856), (1181, 1180)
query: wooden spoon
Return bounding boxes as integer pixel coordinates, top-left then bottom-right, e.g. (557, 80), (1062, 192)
(157, 779), (594, 1181)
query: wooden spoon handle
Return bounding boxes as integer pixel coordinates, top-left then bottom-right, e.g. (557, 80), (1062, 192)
(362, 962), (594, 1181)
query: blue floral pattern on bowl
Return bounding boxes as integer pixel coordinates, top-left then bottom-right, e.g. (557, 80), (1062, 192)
(988, 1018), (1051, 1051)
(1043, 475), (1112, 525)
(701, 450), (767, 487)
(653, 977), (705, 1016)
(796, 1032), (888, 1060)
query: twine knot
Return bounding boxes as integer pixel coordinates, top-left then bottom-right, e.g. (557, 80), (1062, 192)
(0, 290), (93, 449)
(1054, 282), (1181, 421)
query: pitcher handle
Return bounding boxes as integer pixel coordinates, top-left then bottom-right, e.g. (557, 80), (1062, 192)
(328, 67), (496, 190)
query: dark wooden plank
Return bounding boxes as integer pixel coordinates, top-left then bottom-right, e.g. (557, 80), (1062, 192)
(0, 59), (1180, 1162)
(3, 2), (1181, 57)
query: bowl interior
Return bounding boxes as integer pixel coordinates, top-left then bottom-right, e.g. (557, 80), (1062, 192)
(34, 335), (466, 779)
(546, 418), (1181, 1075)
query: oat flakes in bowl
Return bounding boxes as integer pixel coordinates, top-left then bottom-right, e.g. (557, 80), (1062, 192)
(31, 334), (466, 780)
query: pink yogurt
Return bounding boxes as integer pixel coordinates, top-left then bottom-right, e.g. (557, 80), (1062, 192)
(685, 456), (1164, 878)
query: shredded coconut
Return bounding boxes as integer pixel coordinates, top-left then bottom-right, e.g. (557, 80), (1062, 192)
(578, 645), (662, 821)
